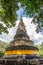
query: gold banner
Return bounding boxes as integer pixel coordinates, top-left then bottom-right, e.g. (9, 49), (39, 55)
(5, 50), (39, 55)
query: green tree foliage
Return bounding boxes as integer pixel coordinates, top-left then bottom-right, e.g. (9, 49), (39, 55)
(37, 43), (43, 56)
(0, 41), (9, 57)
(0, 0), (18, 33)
(0, 0), (43, 33)
(18, 0), (43, 15)
(0, 41), (9, 52)
(0, 52), (3, 58)
(39, 43), (43, 56)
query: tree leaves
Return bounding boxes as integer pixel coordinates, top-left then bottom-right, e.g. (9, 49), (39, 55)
(0, 24), (8, 34)
(0, 0), (43, 33)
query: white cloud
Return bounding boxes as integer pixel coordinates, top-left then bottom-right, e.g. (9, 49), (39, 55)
(0, 20), (20, 43)
(0, 17), (43, 45)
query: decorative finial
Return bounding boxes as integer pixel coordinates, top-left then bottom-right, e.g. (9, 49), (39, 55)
(20, 15), (23, 21)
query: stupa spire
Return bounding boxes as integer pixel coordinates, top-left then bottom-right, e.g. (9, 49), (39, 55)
(17, 16), (25, 31)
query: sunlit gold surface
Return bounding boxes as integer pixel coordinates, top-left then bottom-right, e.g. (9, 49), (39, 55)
(5, 50), (39, 55)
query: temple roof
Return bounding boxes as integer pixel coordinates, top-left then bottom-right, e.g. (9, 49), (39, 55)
(10, 16), (34, 46)
(14, 16), (30, 40)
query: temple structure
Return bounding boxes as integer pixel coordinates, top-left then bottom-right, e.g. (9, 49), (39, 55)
(0, 17), (43, 65)
(10, 16), (34, 46)
(4, 16), (39, 56)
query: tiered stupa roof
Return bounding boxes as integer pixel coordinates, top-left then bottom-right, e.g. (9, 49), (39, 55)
(3, 16), (39, 58)
(10, 16), (34, 46)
